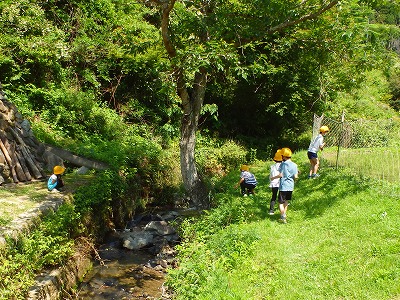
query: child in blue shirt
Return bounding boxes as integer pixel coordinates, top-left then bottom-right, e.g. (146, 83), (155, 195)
(271, 148), (298, 223)
(48, 165), (65, 192)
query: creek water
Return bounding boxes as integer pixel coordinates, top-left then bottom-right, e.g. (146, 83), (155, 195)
(75, 232), (168, 299)
(74, 208), (200, 299)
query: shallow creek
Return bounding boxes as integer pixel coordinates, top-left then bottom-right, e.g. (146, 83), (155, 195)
(73, 207), (200, 299)
(75, 232), (168, 299)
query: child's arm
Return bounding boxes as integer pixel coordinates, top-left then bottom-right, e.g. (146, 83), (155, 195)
(270, 173), (282, 181)
(234, 178), (244, 189)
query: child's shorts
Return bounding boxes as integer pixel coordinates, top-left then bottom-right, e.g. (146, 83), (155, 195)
(307, 151), (318, 159)
(278, 191), (293, 204)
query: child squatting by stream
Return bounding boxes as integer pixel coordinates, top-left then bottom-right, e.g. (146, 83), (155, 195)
(234, 164), (257, 197)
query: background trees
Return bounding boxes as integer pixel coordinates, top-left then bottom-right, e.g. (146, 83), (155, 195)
(0, 0), (399, 207)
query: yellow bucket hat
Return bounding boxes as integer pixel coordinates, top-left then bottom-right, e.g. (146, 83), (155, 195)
(273, 149), (282, 162)
(240, 164), (249, 171)
(53, 165), (66, 175)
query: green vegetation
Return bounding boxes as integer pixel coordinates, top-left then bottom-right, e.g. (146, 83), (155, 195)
(0, 203), (82, 299)
(0, 0), (399, 298)
(167, 151), (400, 299)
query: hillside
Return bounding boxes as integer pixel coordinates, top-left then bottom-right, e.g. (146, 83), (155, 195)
(166, 151), (400, 299)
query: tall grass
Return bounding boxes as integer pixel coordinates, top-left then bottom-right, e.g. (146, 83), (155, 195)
(166, 150), (400, 299)
(322, 146), (400, 184)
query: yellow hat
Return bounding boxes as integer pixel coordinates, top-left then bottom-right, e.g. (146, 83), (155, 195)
(273, 149), (282, 162)
(53, 165), (65, 175)
(320, 125), (330, 133)
(281, 147), (292, 158)
(240, 164), (249, 171)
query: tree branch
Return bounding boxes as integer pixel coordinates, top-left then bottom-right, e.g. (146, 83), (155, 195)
(161, 0), (177, 58)
(267, 0), (339, 34)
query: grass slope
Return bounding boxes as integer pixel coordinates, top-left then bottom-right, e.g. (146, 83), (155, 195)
(167, 150), (400, 299)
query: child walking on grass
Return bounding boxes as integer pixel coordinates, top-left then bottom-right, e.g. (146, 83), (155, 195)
(234, 164), (257, 197)
(269, 149), (282, 215)
(271, 148), (298, 223)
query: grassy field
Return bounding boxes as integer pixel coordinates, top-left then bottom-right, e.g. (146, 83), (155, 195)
(167, 150), (400, 299)
(319, 146), (400, 183)
(0, 181), (49, 226)
(0, 173), (94, 226)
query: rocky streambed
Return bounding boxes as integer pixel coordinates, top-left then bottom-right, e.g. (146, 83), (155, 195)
(73, 209), (196, 299)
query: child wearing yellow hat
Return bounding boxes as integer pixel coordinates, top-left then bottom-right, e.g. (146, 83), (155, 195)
(270, 148), (298, 223)
(307, 125), (329, 179)
(234, 164), (257, 197)
(47, 165), (66, 192)
(268, 149), (282, 215)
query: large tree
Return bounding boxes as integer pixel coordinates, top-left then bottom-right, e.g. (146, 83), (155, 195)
(149, 0), (381, 208)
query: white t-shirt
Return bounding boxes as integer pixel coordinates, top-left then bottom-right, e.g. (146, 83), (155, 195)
(269, 162), (281, 188)
(308, 134), (324, 153)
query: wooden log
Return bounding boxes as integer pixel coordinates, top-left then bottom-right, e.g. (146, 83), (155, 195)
(0, 138), (18, 183)
(9, 127), (43, 179)
(15, 149), (32, 181)
(7, 141), (27, 182)
(20, 146), (43, 179)
(44, 145), (109, 170)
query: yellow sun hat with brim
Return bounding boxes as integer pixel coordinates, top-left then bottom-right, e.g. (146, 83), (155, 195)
(273, 149), (282, 162)
(320, 125), (330, 133)
(240, 164), (249, 171)
(53, 165), (66, 175)
(281, 147), (292, 158)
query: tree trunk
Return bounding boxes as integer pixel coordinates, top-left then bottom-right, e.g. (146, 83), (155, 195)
(179, 71), (209, 208)
(159, 1), (210, 208)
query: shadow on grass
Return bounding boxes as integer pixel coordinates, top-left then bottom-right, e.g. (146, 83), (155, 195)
(293, 168), (371, 219)
(214, 161), (373, 224)
(213, 164), (280, 223)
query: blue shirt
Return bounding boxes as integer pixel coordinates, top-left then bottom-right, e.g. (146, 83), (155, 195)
(47, 174), (58, 191)
(278, 160), (298, 191)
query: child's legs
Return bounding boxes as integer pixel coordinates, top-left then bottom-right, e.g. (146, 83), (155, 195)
(309, 158), (319, 175)
(270, 187), (278, 211)
(308, 152), (319, 176)
(279, 202), (288, 215)
(278, 192), (285, 215)
(248, 184), (256, 194)
(240, 182), (246, 195)
(312, 157), (320, 174)
(278, 191), (292, 217)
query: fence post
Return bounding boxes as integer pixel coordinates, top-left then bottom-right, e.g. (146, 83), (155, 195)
(335, 111), (345, 169)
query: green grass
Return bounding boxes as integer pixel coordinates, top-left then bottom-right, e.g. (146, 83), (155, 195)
(319, 146), (400, 183)
(0, 181), (49, 226)
(167, 150), (400, 299)
(0, 174), (94, 226)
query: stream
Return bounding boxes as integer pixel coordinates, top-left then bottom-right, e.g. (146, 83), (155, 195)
(73, 208), (199, 299)
(75, 238), (167, 299)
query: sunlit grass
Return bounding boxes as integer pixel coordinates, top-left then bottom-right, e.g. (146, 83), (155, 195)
(0, 173), (94, 226)
(167, 150), (400, 299)
(321, 147), (400, 183)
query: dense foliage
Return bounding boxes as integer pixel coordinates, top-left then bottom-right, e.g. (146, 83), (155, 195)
(0, 0), (399, 150)
(0, 0), (399, 297)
